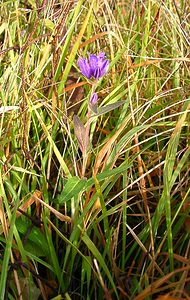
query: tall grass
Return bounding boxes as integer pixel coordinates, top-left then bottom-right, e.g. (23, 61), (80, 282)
(0, 0), (190, 299)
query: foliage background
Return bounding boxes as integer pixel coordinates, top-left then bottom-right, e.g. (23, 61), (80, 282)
(0, 0), (190, 299)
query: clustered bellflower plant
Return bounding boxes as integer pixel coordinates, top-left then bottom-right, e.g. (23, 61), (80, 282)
(78, 51), (109, 109)
(73, 52), (109, 177)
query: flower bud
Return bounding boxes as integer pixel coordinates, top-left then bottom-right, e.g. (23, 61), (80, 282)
(90, 92), (98, 106)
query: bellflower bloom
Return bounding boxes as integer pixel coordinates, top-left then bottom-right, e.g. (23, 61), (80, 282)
(78, 52), (109, 79)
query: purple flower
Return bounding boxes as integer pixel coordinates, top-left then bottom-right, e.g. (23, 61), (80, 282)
(78, 52), (109, 79)
(90, 92), (98, 105)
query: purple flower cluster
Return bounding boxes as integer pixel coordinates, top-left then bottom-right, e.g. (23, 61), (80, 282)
(78, 52), (109, 80)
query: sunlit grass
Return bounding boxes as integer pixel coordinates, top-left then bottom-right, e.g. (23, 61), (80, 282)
(0, 0), (190, 299)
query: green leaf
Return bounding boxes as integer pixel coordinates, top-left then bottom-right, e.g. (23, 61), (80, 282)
(82, 233), (119, 299)
(16, 218), (49, 257)
(24, 240), (47, 257)
(94, 100), (125, 117)
(57, 176), (87, 204)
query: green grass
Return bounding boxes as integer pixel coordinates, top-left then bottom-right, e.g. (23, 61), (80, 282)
(0, 0), (190, 299)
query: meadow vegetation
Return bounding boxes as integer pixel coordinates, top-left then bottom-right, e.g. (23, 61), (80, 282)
(0, 0), (190, 299)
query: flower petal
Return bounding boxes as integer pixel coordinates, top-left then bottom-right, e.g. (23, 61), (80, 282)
(78, 57), (91, 78)
(97, 52), (105, 60)
(93, 68), (101, 79)
(88, 54), (99, 66)
(99, 60), (109, 77)
(88, 54), (99, 77)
